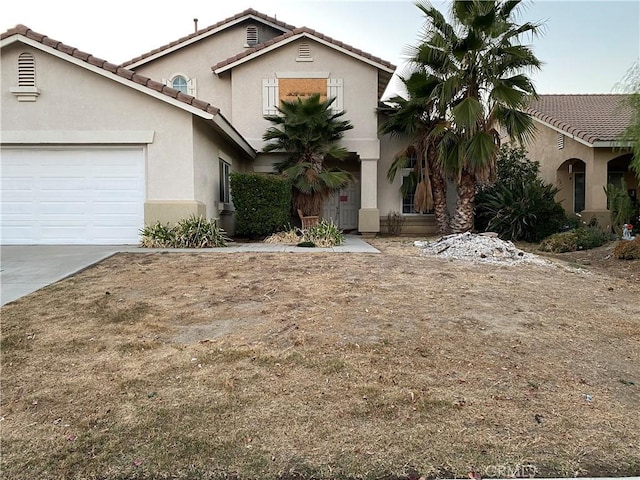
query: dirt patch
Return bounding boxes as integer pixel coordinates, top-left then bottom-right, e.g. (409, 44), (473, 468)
(1, 237), (639, 479)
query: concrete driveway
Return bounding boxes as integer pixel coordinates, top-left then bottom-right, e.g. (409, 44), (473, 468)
(0, 245), (123, 306)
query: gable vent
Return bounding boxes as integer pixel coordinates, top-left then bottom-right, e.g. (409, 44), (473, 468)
(299, 43), (311, 58)
(557, 132), (565, 150)
(18, 52), (36, 87)
(246, 25), (258, 46)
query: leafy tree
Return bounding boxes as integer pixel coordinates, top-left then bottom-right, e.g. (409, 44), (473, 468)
(616, 59), (640, 180)
(262, 94), (354, 216)
(408, 0), (543, 233)
(378, 72), (451, 233)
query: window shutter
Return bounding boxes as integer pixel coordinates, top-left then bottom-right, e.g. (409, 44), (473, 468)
(18, 53), (36, 87)
(327, 78), (343, 112)
(263, 78), (279, 115)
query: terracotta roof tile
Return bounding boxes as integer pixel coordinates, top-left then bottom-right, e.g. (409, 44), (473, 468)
(211, 26), (396, 73)
(120, 8), (296, 67)
(527, 94), (633, 144)
(1, 25), (221, 117)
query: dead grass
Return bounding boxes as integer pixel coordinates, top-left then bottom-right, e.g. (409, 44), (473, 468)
(1, 237), (639, 479)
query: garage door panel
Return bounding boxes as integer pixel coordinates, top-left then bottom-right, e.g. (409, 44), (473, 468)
(1, 147), (145, 245)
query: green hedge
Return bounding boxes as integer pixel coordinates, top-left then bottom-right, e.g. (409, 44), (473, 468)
(230, 172), (292, 237)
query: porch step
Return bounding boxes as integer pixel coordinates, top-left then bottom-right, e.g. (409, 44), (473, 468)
(380, 214), (438, 236)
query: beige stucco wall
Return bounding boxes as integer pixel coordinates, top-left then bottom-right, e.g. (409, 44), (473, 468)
(1, 43), (250, 226)
(228, 38), (381, 154)
(130, 20), (286, 120)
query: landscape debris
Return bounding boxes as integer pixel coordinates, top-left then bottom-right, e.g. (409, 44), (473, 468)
(414, 232), (552, 266)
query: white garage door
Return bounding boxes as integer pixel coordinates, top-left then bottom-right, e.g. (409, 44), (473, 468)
(1, 147), (145, 245)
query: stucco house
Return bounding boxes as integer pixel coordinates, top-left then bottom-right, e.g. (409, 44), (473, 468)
(525, 94), (637, 228)
(2, 8), (438, 245)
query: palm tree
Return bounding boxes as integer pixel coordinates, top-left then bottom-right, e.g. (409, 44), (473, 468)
(410, 0), (543, 233)
(378, 71), (451, 233)
(262, 94), (354, 216)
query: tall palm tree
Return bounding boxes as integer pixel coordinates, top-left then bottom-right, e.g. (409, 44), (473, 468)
(262, 94), (354, 216)
(411, 0), (543, 233)
(378, 71), (451, 233)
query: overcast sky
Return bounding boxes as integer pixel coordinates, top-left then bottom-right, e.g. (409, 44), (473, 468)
(2, 0), (638, 98)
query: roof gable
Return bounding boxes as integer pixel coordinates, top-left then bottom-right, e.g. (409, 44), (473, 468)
(121, 9), (295, 69)
(211, 27), (396, 98)
(1, 25), (255, 157)
(527, 94), (632, 146)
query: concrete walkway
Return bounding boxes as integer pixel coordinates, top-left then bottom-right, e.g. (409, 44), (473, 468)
(0, 235), (378, 306)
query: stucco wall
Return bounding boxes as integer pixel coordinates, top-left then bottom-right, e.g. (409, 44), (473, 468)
(130, 20), (286, 120)
(228, 38), (381, 154)
(2, 43), (249, 225)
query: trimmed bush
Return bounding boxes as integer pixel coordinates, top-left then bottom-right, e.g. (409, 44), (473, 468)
(613, 237), (640, 259)
(139, 216), (228, 248)
(539, 226), (611, 253)
(230, 173), (292, 238)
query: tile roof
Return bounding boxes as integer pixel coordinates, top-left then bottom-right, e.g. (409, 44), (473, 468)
(211, 26), (396, 73)
(1, 24), (221, 116)
(526, 94), (632, 145)
(121, 9), (295, 68)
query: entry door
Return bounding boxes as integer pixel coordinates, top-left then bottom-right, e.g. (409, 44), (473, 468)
(322, 180), (360, 230)
(574, 172), (585, 213)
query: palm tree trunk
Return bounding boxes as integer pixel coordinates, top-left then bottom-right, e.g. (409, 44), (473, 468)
(451, 172), (476, 233)
(430, 169), (451, 234)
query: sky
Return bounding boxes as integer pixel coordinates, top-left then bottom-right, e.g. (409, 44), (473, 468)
(2, 0), (638, 99)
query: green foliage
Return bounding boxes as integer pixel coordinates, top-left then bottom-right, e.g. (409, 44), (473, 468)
(616, 60), (640, 180)
(230, 173), (292, 238)
(303, 219), (345, 247)
(475, 146), (566, 242)
(539, 226), (611, 253)
(613, 237), (640, 259)
(139, 216), (228, 248)
(605, 182), (635, 236)
(262, 93), (354, 215)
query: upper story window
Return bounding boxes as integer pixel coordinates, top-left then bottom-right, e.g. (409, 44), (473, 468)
(171, 75), (188, 94)
(10, 52), (40, 101)
(164, 74), (196, 96)
(246, 25), (258, 47)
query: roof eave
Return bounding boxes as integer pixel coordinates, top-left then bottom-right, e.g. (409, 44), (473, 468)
(213, 32), (396, 76)
(123, 12), (291, 69)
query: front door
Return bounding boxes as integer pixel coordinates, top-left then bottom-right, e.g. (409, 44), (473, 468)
(322, 180), (360, 230)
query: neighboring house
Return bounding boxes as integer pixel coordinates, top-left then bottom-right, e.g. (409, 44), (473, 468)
(2, 9), (431, 244)
(525, 94), (637, 228)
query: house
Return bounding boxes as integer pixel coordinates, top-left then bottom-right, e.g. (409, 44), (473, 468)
(525, 94), (637, 228)
(2, 9), (438, 245)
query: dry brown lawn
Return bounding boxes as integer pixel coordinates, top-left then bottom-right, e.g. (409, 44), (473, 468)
(1, 237), (639, 480)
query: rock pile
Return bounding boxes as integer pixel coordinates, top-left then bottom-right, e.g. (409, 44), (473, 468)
(415, 232), (551, 266)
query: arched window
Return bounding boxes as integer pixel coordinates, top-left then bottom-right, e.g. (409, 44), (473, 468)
(171, 75), (188, 94)
(246, 25), (258, 46)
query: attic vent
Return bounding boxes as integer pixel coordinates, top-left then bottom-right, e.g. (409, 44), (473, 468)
(299, 43), (311, 58)
(557, 132), (565, 150)
(18, 52), (36, 86)
(10, 52), (40, 101)
(246, 25), (258, 47)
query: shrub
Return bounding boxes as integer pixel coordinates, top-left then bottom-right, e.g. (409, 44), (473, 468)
(539, 226), (610, 253)
(230, 173), (292, 238)
(139, 216), (228, 248)
(613, 237), (640, 259)
(475, 146), (566, 242)
(264, 219), (344, 247)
